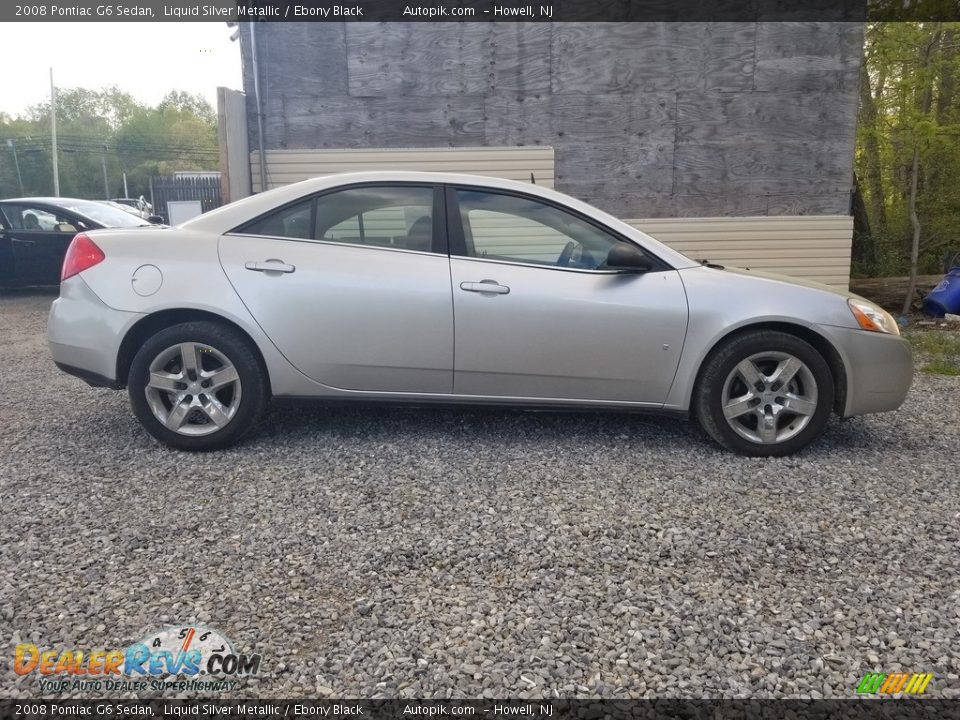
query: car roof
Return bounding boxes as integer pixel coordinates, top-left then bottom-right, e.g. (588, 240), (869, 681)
(1, 197), (93, 204)
(0, 197), (97, 222)
(0, 197), (137, 226)
(182, 171), (565, 233)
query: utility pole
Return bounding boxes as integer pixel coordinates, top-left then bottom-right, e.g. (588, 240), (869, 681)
(101, 144), (109, 198)
(50, 68), (60, 197)
(249, 23), (268, 193)
(122, 171), (129, 198)
(6, 139), (23, 195)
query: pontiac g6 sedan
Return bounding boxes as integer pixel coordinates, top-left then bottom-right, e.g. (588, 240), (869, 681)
(47, 172), (913, 455)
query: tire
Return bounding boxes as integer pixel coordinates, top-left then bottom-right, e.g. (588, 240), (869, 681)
(693, 330), (834, 457)
(127, 321), (268, 451)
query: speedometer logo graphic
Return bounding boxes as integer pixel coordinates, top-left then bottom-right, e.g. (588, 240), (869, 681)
(125, 625), (259, 677)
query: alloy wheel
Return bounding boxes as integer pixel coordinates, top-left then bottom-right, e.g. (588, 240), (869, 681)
(144, 342), (243, 437)
(720, 351), (819, 445)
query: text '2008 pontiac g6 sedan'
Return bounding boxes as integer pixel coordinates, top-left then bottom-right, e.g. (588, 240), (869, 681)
(47, 172), (912, 455)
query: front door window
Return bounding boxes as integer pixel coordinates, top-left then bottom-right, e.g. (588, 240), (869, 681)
(453, 189), (634, 270)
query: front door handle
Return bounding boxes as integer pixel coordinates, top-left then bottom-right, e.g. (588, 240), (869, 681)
(245, 260), (295, 274)
(11, 237), (35, 246)
(460, 280), (510, 295)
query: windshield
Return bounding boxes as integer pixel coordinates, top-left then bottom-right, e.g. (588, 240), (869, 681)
(63, 200), (149, 228)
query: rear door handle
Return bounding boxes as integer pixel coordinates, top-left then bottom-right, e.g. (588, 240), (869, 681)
(245, 260), (295, 274)
(460, 280), (510, 295)
(11, 238), (34, 246)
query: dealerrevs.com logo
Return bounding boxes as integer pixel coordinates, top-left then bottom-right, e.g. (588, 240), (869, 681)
(15, 625), (261, 693)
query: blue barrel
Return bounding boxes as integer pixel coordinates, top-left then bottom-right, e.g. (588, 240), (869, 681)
(923, 267), (960, 317)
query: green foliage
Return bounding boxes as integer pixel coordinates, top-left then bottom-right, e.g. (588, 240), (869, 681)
(905, 329), (960, 374)
(921, 358), (960, 374)
(856, 22), (960, 277)
(0, 87), (218, 200)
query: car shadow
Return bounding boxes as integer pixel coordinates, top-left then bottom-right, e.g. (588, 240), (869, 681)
(256, 402), (698, 447)
(249, 403), (897, 459)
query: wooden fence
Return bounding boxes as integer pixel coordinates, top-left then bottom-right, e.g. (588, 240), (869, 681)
(149, 175), (222, 223)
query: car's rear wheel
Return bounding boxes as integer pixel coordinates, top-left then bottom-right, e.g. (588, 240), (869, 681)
(128, 321), (268, 451)
(694, 330), (834, 456)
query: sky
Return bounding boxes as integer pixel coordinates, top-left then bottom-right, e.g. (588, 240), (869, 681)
(0, 23), (243, 117)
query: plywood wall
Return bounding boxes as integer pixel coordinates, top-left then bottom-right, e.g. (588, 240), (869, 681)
(240, 22), (862, 220)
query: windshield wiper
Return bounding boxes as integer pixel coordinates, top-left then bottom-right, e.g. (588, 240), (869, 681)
(697, 258), (725, 270)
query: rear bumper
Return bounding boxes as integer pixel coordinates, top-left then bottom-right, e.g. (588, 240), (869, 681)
(53, 361), (120, 388)
(47, 276), (143, 386)
(817, 324), (914, 417)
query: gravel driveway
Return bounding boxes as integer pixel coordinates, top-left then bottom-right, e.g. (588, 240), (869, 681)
(1, 291), (959, 699)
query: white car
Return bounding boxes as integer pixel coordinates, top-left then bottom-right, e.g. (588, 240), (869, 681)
(47, 172), (912, 454)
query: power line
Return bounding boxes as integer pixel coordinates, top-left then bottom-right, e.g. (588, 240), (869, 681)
(4, 138), (217, 150)
(1, 135), (218, 156)
(1, 142), (219, 160)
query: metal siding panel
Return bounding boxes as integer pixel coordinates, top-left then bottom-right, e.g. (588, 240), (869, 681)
(251, 147), (555, 192)
(663, 248), (851, 259)
(628, 215), (852, 288)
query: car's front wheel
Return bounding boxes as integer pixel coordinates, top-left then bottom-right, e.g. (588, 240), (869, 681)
(128, 321), (268, 451)
(694, 330), (834, 456)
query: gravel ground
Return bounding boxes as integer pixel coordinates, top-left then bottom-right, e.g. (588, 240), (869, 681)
(1, 290), (959, 700)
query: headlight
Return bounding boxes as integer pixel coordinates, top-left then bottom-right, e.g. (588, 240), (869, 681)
(847, 298), (900, 336)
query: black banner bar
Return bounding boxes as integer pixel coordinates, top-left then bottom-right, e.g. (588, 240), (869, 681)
(3, 0), (960, 23)
(2, 700), (960, 720)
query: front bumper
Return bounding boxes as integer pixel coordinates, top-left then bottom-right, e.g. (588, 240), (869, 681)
(817, 324), (914, 417)
(48, 276), (143, 387)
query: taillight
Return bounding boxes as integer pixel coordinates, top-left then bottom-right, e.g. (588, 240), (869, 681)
(61, 233), (105, 281)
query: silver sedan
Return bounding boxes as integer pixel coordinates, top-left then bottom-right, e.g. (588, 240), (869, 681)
(47, 172), (913, 455)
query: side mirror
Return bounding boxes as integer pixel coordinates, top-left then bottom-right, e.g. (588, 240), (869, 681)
(606, 242), (653, 272)
(147, 215), (165, 224)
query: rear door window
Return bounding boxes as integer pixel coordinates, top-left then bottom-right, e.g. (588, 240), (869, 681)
(235, 185), (440, 253)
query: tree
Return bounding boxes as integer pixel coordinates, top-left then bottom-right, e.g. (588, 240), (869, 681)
(903, 26), (940, 316)
(856, 22), (960, 311)
(0, 87), (218, 199)
(859, 33), (887, 237)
